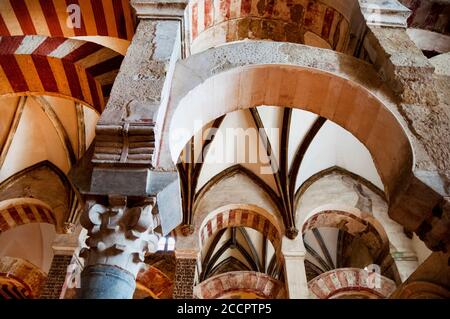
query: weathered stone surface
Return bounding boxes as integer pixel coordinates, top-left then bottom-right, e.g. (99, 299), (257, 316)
(100, 19), (181, 125)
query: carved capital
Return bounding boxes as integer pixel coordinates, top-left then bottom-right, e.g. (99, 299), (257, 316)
(79, 196), (160, 276)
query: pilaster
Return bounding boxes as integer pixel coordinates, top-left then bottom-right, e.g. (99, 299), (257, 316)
(40, 228), (81, 299)
(281, 237), (310, 299)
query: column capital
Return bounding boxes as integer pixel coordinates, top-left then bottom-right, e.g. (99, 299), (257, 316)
(79, 197), (160, 276)
(359, 0), (411, 28)
(131, 0), (188, 19)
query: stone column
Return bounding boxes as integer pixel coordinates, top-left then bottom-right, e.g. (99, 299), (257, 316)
(78, 196), (159, 299)
(68, 0), (187, 299)
(173, 249), (199, 299)
(281, 237), (310, 299)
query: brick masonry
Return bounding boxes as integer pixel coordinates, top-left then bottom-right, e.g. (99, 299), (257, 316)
(40, 255), (72, 299)
(173, 257), (197, 299)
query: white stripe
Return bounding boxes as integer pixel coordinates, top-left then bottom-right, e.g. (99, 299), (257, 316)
(15, 36), (46, 54)
(48, 39), (84, 58)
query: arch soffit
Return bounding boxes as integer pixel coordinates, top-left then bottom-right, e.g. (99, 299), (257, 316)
(0, 35), (123, 113)
(198, 203), (284, 251)
(300, 207), (390, 256)
(0, 197), (57, 234)
(166, 61), (413, 202)
(158, 42), (414, 188)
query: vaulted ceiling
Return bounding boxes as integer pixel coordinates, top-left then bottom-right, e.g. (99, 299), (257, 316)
(178, 107), (383, 238)
(0, 0), (134, 40)
(0, 95), (98, 183)
(200, 226), (281, 282)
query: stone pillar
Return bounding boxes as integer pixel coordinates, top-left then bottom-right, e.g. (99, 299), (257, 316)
(173, 249), (199, 299)
(40, 255), (73, 299)
(78, 196), (159, 299)
(281, 237), (310, 299)
(360, 0), (450, 253)
(68, 0), (187, 299)
(40, 227), (82, 299)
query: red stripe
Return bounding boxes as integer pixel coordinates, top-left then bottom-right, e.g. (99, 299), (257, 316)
(36, 207), (50, 223)
(39, 0), (63, 36)
(0, 36), (24, 54)
(7, 208), (23, 226)
(191, 3), (198, 40)
(252, 214), (260, 229)
(0, 56), (29, 92)
(241, 211), (248, 225)
(266, 0), (275, 17)
(32, 55), (59, 92)
(112, 0), (127, 39)
(0, 213), (9, 231)
(65, 0), (87, 36)
(206, 220), (212, 236)
(0, 15), (11, 36)
(204, 0), (213, 28)
(10, 0), (37, 34)
(63, 61), (84, 101)
(22, 206), (36, 221)
(321, 7), (335, 39)
(241, 0), (251, 15)
(33, 37), (66, 55)
(91, 0), (108, 36)
(220, 0), (231, 19)
(63, 42), (100, 61)
(87, 75), (101, 111)
(86, 55), (122, 76)
(217, 213), (223, 229)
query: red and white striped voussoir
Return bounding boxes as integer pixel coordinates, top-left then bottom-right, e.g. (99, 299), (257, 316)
(200, 209), (281, 248)
(193, 271), (286, 299)
(0, 35), (122, 112)
(0, 201), (56, 233)
(308, 268), (397, 299)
